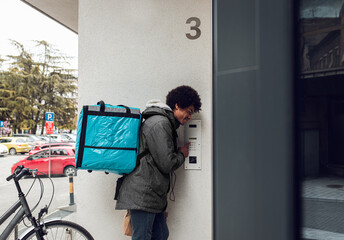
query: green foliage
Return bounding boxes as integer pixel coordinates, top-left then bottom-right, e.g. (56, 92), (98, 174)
(0, 40), (77, 134)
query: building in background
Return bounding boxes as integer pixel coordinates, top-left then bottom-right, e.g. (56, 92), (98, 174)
(300, 1), (344, 177)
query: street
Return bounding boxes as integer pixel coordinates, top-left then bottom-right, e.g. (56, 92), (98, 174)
(0, 154), (73, 234)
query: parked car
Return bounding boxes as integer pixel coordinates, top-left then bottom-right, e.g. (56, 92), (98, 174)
(0, 137), (30, 155)
(40, 135), (58, 143)
(12, 134), (47, 149)
(38, 135), (50, 142)
(48, 134), (74, 143)
(0, 143), (9, 156)
(21, 138), (36, 150)
(29, 142), (75, 155)
(11, 146), (77, 176)
(62, 134), (76, 142)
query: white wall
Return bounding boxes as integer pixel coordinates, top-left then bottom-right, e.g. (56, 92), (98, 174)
(77, 0), (212, 239)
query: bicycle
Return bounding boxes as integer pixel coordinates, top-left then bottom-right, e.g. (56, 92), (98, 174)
(0, 165), (94, 240)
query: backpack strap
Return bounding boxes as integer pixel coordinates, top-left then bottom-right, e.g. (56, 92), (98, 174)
(134, 112), (177, 168)
(136, 149), (149, 165)
(143, 112), (178, 151)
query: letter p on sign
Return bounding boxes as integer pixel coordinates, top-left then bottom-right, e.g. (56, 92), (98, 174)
(46, 112), (54, 122)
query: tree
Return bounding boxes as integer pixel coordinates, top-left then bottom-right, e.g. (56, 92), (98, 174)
(0, 40), (77, 134)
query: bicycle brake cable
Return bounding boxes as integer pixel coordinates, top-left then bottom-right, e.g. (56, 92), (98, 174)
(28, 174), (44, 213)
(39, 171), (55, 210)
(25, 176), (37, 197)
(20, 171), (55, 225)
(36, 171), (55, 222)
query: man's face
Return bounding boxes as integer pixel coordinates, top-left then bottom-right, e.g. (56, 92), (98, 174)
(173, 104), (195, 125)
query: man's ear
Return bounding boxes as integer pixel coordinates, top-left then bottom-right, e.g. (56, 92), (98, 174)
(175, 104), (179, 110)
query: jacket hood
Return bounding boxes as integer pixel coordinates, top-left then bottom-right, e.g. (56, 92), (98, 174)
(142, 100), (180, 129)
(145, 99), (172, 111)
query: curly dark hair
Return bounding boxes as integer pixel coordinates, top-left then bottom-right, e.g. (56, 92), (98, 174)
(166, 85), (201, 112)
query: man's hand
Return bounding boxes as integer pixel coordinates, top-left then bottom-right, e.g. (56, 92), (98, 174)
(179, 142), (190, 158)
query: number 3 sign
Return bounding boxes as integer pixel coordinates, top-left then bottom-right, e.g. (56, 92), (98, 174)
(186, 17), (201, 40)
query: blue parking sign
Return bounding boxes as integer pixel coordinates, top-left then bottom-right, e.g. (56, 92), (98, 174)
(46, 112), (54, 121)
(0, 121), (3, 128)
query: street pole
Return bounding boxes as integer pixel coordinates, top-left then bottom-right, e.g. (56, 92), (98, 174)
(49, 135), (51, 178)
(46, 112), (54, 178)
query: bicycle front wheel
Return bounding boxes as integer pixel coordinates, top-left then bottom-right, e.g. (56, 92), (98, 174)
(21, 220), (94, 240)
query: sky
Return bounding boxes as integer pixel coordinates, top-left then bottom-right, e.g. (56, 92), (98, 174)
(0, 0), (78, 70)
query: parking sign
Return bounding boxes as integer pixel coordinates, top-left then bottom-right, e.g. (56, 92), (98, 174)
(46, 112), (54, 134)
(46, 121), (54, 134)
(46, 112), (54, 121)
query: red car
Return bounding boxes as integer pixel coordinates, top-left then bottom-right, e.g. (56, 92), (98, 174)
(11, 146), (77, 176)
(29, 142), (75, 155)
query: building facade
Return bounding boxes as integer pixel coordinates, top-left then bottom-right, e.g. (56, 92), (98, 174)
(21, 0), (296, 239)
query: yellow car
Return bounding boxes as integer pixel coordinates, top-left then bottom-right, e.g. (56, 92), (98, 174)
(0, 137), (30, 155)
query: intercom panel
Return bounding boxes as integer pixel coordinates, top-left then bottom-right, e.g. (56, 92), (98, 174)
(184, 120), (202, 170)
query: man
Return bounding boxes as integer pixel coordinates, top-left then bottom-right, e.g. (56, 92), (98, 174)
(115, 85), (201, 239)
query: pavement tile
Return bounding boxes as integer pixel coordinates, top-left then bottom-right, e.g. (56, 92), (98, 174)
(302, 177), (344, 239)
(303, 227), (344, 240)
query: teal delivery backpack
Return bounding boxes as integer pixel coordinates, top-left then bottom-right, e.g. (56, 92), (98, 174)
(75, 101), (141, 175)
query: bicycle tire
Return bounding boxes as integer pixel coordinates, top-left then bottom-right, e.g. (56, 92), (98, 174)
(21, 220), (94, 240)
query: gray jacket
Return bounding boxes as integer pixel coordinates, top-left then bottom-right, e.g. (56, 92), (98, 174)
(115, 106), (185, 213)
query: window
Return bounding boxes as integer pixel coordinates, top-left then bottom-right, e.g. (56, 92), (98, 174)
(59, 149), (68, 156)
(30, 150), (49, 160)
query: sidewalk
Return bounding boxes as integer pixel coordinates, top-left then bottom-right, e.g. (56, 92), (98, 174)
(303, 177), (344, 201)
(303, 228), (344, 240)
(302, 176), (344, 240)
(36, 176), (344, 240)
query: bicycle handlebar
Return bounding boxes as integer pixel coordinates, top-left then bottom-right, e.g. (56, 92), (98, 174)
(6, 166), (37, 182)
